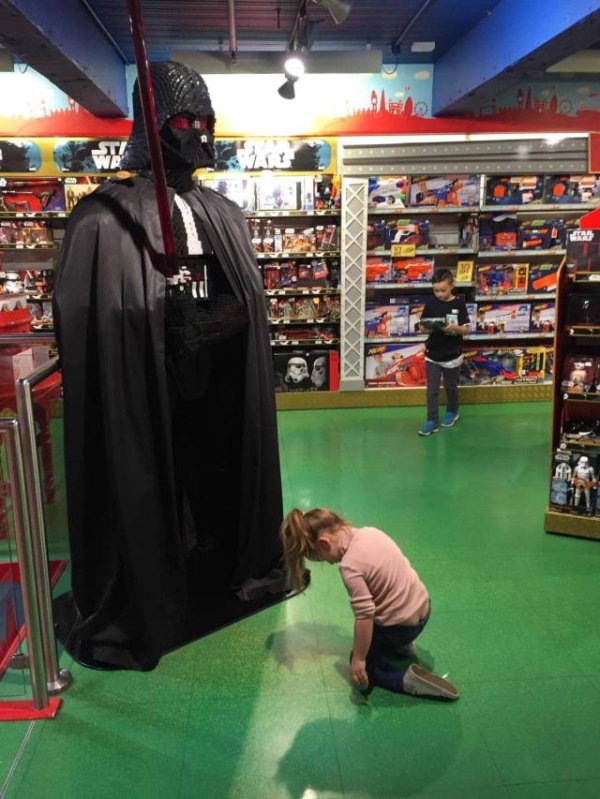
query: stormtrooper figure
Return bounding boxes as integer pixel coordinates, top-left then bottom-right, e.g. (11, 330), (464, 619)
(310, 355), (328, 389)
(571, 455), (596, 512)
(285, 356), (310, 385)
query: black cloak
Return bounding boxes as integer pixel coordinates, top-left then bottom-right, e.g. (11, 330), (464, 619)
(53, 176), (285, 670)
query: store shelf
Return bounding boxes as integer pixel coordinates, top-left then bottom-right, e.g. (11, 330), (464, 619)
(0, 211), (67, 219)
(265, 287), (340, 296)
(544, 509), (600, 540)
(255, 251), (340, 259)
(475, 293), (556, 301)
(368, 206), (478, 215)
(481, 204), (599, 213)
(246, 209), (340, 217)
(478, 249), (566, 258)
(366, 248), (476, 256)
(268, 318), (338, 325)
(271, 339), (339, 347)
(469, 332), (553, 341)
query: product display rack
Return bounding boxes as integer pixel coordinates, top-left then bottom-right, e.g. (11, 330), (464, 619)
(545, 221), (600, 540)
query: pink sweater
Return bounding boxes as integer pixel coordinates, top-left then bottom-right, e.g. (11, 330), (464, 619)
(339, 527), (429, 626)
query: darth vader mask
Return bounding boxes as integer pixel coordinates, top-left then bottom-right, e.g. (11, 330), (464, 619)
(121, 61), (216, 186)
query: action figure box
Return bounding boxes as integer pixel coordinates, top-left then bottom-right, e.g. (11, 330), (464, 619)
(262, 262), (298, 290)
(566, 228), (600, 277)
(543, 175), (600, 205)
(282, 226), (317, 253)
(561, 354), (596, 394)
(202, 178), (256, 212)
(257, 177), (308, 211)
(550, 446), (600, 516)
(485, 175), (544, 206)
(313, 175), (341, 210)
(364, 342), (426, 388)
(391, 256), (434, 284)
(366, 256), (392, 284)
(315, 224), (338, 251)
(529, 301), (555, 333)
(273, 349), (338, 392)
(0, 220), (53, 248)
(367, 175), (409, 209)
(365, 298), (409, 339)
(466, 302), (477, 332)
(0, 177), (65, 213)
(270, 324), (338, 346)
(409, 175), (479, 208)
(475, 302), (531, 335)
(408, 298), (426, 335)
(475, 263), (529, 296)
(565, 294), (600, 329)
(478, 214), (519, 250)
(28, 299), (53, 330)
(528, 262), (559, 294)
(63, 177), (104, 213)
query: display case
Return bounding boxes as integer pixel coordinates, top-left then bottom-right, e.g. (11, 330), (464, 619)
(544, 220), (600, 540)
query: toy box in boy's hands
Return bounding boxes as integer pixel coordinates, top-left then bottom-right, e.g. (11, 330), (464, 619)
(529, 301), (555, 333)
(202, 178), (256, 212)
(364, 342), (426, 388)
(409, 175), (479, 208)
(528, 262), (559, 294)
(367, 175), (409, 208)
(0, 177), (65, 213)
(543, 175), (600, 205)
(391, 256), (434, 284)
(365, 297), (409, 339)
(561, 354), (596, 394)
(273, 349), (339, 392)
(366, 256), (393, 284)
(476, 263), (529, 296)
(475, 302), (531, 335)
(566, 228), (600, 278)
(485, 175), (544, 206)
(550, 446), (600, 515)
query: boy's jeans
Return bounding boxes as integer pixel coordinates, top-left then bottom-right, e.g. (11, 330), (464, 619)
(426, 361), (459, 425)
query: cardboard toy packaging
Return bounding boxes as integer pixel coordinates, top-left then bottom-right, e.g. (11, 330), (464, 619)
(409, 175), (479, 208)
(202, 178), (256, 212)
(529, 301), (555, 333)
(565, 294), (600, 329)
(475, 302), (531, 335)
(408, 298), (426, 335)
(365, 299), (409, 339)
(566, 228), (600, 276)
(366, 256), (392, 284)
(364, 342), (426, 388)
(367, 175), (409, 208)
(550, 447), (600, 516)
(476, 263), (529, 296)
(561, 354), (596, 394)
(485, 175), (544, 205)
(528, 262), (559, 294)
(391, 257), (434, 284)
(543, 175), (600, 205)
(0, 177), (65, 213)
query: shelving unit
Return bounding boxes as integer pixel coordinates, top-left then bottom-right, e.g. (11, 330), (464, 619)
(545, 223), (600, 540)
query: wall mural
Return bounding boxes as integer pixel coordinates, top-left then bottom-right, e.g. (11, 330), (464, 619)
(0, 64), (599, 139)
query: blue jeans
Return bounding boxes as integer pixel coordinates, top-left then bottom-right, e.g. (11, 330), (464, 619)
(365, 607), (430, 693)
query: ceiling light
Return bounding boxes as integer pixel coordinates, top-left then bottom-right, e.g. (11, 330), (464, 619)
(277, 78), (297, 100)
(312, 0), (352, 25)
(411, 41), (435, 53)
(283, 55), (305, 79)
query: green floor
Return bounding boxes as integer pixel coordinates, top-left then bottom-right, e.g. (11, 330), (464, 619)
(2, 402), (600, 798)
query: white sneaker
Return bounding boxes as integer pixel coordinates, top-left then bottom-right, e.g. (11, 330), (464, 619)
(402, 664), (459, 700)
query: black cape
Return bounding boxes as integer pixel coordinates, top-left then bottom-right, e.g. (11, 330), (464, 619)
(53, 177), (285, 670)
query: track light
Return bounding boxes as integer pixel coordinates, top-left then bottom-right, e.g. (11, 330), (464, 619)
(277, 79), (296, 100)
(278, 54), (305, 100)
(312, 0), (352, 24)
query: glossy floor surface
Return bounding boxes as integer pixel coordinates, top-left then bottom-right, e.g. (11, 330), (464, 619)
(1, 402), (599, 799)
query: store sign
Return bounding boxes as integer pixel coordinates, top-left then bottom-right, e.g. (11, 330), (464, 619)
(53, 139), (128, 172)
(0, 140), (41, 172)
(214, 139), (334, 172)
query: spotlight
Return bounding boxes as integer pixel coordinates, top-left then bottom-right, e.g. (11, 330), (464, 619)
(277, 79), (296, 100)
(283, 55), (305, 79)
(312, 0), (352, 24)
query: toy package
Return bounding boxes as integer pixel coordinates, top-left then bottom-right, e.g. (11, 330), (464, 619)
(202, 178), (256, 212)
(281, 226), (317, 253)
(28, 299), (54, 330)
(485, 175), (544, 206)
(460, 346), (549, 386)
(391, 256), (434, 284)
(313, 175), (341, 210)
(365, 299), (409, 339)
(550, 447), (600, 516)
(257, 177), (307, 211)
(475, 263), (529, 296)
(0, 177), (65, 213)
(529, 301), (555, 333)
(561, 355), (596, 394)
(543, 175), (600, 205)
(63, 177), (104, 212)
(478, 214), (519, 250)
(566, 228), (600, 276)
(273, 349), (338, 392)
(565, 294), (600, 329)
(408, 298), (426, 335)
(367, 218), (429, 251)
(466, 302), (477, 332)
(364, 342), (426, 388)
(262, 262), (297, 290)
(0, 220), (53, 247)
(315, 224), (338, 251)
(270, 324), (338, 346)
(528, 262), (559, 294)
(475, 302), (531, 335)
(365, 256), (392, 284)
(517, 219), (566, 250)
(409, 175), (479, 208)
(367, 176), (409, 209)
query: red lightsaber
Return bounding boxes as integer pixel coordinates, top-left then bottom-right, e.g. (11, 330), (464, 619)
(126, 0), (176, 276)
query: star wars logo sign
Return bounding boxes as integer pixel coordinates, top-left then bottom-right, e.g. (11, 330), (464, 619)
(235, 140), (295, 170)
(91, 141), (126, 171)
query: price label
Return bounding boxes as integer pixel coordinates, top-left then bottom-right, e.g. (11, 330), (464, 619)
(391, 244), (416, 258)
(455, 260), (474, 283)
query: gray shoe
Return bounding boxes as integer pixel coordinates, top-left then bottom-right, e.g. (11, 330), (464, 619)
(402, 663), (459, 700)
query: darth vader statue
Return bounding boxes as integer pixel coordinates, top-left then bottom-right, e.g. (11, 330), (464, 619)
(53, 62), (285, 670)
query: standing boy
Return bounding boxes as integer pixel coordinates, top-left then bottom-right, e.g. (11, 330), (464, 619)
(418, 268), (470, 436)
